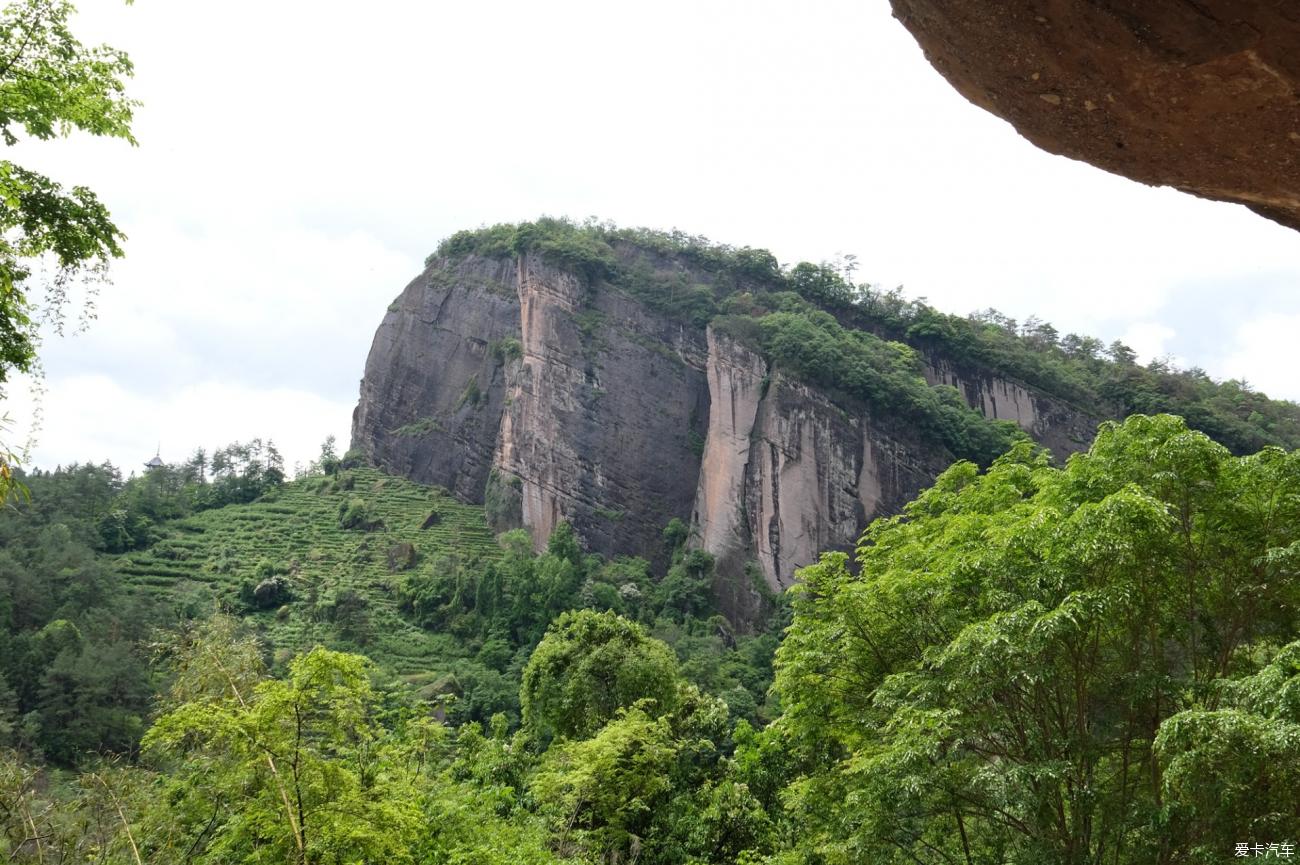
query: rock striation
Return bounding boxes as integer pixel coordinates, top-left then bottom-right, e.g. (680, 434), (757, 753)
(692, 329), (951, 602)
(351, 256), (519, 504)
(353, 250), (1102, 621)
(889, 0), (1300, 231)
(492, 253), (710, 567)
(922, 355), (1097, 460)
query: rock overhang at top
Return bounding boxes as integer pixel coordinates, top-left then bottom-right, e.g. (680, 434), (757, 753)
(888, 0), (1300, 231)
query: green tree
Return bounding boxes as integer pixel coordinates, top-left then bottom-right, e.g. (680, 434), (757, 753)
(0, 0), (137, 502)
(0, 673), (16, 745)
(521, 609), (680, 742)
(0, 751), (158, 865)
(1155, 641), (1300, 861)
(774, 414), (1300, 865)
(144, 618), (431, 864)
(531, 705), (680, 861)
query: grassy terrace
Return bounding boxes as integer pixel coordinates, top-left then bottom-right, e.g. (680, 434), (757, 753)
(111, 468), (501, 686)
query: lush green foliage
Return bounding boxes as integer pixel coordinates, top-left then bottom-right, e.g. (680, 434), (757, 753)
(397, 522), (781, 729)
(1155, 643), (1300, 859)
(0, 613), (760, 865)
(1, 444), (782, 774)
(0, 477), (154, 765)
(521, 609), (681, 741)
(144, 631), (430, 864)
(0, 449), (458, 765)
(0, 0), (138, 502)
(3, 416), (1298, 862)
(12, 439), (285, 553)
(746, 300), (1025, 464)
(771, 414), (1300, 863)
(110, 462), (501, 683)
(871, 302), (1300, 454)
(0, 440), (293, 765)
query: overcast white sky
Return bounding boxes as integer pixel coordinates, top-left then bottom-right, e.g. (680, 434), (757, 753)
(6, 0), (1300, 473)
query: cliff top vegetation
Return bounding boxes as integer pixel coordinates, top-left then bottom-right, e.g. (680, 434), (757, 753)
(436, 217), (1300, 457)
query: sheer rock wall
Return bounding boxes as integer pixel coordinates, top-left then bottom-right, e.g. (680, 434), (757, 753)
(354, 253), (1103, 621)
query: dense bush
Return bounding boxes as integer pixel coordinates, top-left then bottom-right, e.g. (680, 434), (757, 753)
(396, 521), (781, 730)
(337, 496), (379, 530)
(241, 574), (291, 610)
(521, 609), (681, 741)
(774, 415), (1300, 863)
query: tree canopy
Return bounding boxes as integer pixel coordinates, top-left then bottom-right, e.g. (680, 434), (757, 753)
(1, 417), (1297, 862)
(521, 608), (681, 742)
(0, 0), (136, 501)
(773, 414), (1300, 864)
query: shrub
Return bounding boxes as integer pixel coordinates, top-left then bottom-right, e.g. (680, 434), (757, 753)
(337, 497), (379, 531)
(241, 574), (291, 610)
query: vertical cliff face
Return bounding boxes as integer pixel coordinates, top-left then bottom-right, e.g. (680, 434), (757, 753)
(693, 329), (766, 580)
(748, 374), (955, 591)
(923, 356), (1099, 459)
(692, 329), (954, 609)
(351, 256), (520, 503)
(353, 250), (1102, 614)
(492, 253), (710, 566)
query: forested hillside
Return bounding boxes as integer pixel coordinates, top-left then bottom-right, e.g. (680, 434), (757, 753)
(1, 441), (782, 768)
(2, 415), (1297, 863)
(355, 218), (1300, 609)
(3, 0), (1297, 857)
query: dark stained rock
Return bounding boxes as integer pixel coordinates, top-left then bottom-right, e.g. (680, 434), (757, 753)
(889, 0), (1300, 230)
(491, 252), (711, 571)
(351, 255), (521, 503)
(386, 541), (417, 572)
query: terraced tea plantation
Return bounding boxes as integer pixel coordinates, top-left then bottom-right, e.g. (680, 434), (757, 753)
(111, 468), (501, 684)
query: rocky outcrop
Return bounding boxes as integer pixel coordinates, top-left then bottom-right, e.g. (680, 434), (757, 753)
(693, 330), (953, 603)
(923, 356), (1098, 460)
(889, 0), (1300, 231)
(351, 256), (519, 503)
(355, 252), (710, 570)
(353, 251), (1102, 617)
(492, 254), (710, 566)
(693, 329), (767, 581)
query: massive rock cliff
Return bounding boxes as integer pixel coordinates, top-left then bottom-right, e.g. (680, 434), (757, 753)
(492, 253), (710, 567)
(888, 0), (1300, 231)
(353, 249), (1102, 619)
(351, 256), (519, 504)
(692, 329), (951, 599)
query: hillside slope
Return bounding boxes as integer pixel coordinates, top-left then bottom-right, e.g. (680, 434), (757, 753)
(113, 467), (499, 689)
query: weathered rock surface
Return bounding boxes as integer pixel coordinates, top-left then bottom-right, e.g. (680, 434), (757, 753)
(493, 253), (710, 567)
(353, 251), (1103, 619)
(692, 330), (952, 605)
(923, 355), (1097, 460)
(386, 541), (417, 572)
(889, 0), (1300, 230)
(352, 256), (519, 503)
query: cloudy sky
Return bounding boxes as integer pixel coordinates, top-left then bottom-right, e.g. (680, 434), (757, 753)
(7, 0), (1299, 473)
